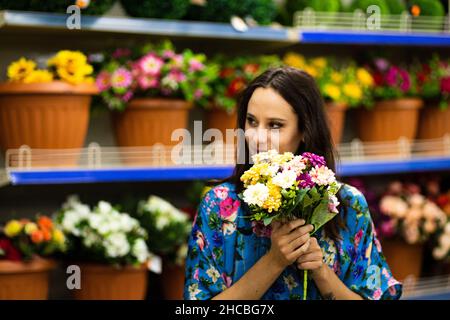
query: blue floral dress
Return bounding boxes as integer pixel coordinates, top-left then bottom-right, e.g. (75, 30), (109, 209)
(183, 182), (402, 300)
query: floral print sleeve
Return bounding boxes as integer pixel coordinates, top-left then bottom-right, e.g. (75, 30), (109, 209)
(184, 187), (229, 300)
(340, 186), (403, 300)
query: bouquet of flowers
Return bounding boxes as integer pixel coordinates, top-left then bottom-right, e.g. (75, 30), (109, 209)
(136, 195), (192, 266)
(0, 215), (66, 261)
(55, 196), (151, 266)
(209, 54), (283, 113)
(7, 50), (94, 85)
(378, 181), (447, 244)
(94, 40), (218, 111)
(239, 150), (342, 299)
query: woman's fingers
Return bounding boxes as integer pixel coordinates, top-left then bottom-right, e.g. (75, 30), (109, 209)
(279, 219), (305, 234)
(289, 232), (310, 251)
(285, 224), (314, 243)
(289, 238), (311, 260)
(296, 251), (323, 264)
(297, 261), (323, 270)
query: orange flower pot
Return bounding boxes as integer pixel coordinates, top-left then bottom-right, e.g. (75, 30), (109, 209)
(73, 263), (148, 300)
(0, 81), (97, 150)
(381, 239), (424, 281)
(325, 102), (347, 145)
(417, 103), (450, 139)
(0, 257), (56, 300)
(205, 107), (237, 142)
(161, 260), (185, 300)
(355, 98), (423, 142)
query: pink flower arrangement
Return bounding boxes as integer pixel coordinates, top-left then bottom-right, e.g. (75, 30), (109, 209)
(94, 41), (218, 111)
(378, 181), (447, 244)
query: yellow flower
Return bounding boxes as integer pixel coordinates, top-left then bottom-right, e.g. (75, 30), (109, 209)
(356, 68), (374, 87)
(202, 186), (212, 197)
(23, 70), (54, 84)
(48, 50), (93, 84)
(331, 72), (343, 84)
(52, 229), (66, 246)
(324, 84), (341, 101)
(262, 182), (282, 213)
(311, 57), (327, 69)
(4, 220), (23, 237)
(343, 83), (362, 100)
(304, 66), (318, 78)
(7, 58), (36, 82)
(24, 222), (38, 235)
(283, 52), (306, 69)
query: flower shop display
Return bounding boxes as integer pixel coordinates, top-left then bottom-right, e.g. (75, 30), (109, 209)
(0, 51), (97, 158)
(206, 54), (282, 138)
(377, 181), (447, 280)
(0, 0), (116, 15)
(355, 57), (422, 143)
(55, 196), (151, 300)
(95, 41), (217, 148)
(136, 195), (192, 300)
(240, 150), (341, 299)
(414, 55), (450, 140)
(120, 0), (190, 19)
(0, 216), (66, 299)
(284, 53), (374, 144)
(284, 0), (341, 26)
(184, 0), (277, 25)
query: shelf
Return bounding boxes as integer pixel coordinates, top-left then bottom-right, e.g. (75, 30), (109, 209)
(1, 10), (450, 46)
(0, 10), (294, 43)
(4, 156), (450, 185)
(299, 30), (450, 46)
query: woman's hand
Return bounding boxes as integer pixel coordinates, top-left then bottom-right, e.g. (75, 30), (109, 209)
(267, 219), (314, 270)
(296, 237), (325, 279)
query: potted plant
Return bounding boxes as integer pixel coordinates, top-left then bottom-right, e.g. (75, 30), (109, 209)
(136, 195), (192, 300)
(376, 181), (447, 280)
(414, 54), (450, 141)
(0, 215), (66, 299)
(0, 50), (97, 156)
(55, 196), (152, 300)
(95, 41), (217, 148)
(207, 54), (282, 139)
(355, 57), (422, 143)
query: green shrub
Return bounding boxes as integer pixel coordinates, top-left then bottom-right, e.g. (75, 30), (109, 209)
(120, 0), (190, 19)
(409, 0), (445, 16)
(386, 0), (407, 14)
(352, 0), (391, 15)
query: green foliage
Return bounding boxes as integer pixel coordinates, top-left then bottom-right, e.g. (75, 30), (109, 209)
(0, 0), (115, 15)
(120, 0), (190, 19)
(386, 0), (407, 14)
(409, 0), (445, 16)
(352, 0), (391, 15)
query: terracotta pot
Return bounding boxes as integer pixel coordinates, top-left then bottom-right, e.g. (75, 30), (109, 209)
(381, 239), (424, 281)
(73, 263), (148, 300)
(0, 81), (97, 167)
(325, 102), (347, 145)
(355, 98), (423, 142)
(417, 103), (450, 139)
(161, 260), (185, 300)
(205, 107), (237, 142)
(0, 257), (56, 300)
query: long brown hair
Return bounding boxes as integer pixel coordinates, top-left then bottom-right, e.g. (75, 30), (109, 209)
(221, 66), (348, 241)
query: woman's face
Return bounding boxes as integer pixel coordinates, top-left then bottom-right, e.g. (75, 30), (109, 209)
(245, 87), (302, 156)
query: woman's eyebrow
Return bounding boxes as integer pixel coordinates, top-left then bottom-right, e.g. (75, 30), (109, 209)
(267, 117), (287, 122)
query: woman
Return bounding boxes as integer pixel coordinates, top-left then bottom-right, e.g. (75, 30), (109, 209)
(184, 66), (402, 300)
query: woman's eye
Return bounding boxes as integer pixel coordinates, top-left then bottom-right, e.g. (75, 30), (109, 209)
(269, 122), (283, 129)
(247, 117), (257, 127)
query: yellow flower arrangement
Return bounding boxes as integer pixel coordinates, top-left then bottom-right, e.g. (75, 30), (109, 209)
(6, 50), (94, 85)
(324, 83), (341, 101)
(4, 220), (23, 237)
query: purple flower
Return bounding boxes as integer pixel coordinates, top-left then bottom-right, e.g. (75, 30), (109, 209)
(374, 58), (389, 72)
(301, 152), (326, 167)
(297, 172), (315, 188)
(398, 68), (411, 92)
(112, 48), (131, 59)
(385, 66), (398, 86)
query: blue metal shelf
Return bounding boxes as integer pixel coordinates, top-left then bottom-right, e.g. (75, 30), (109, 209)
(299, 30), (450, 46)
(6, 156), (450, 185)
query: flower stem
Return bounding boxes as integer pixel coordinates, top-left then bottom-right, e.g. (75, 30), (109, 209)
(303, 269), (308, 300)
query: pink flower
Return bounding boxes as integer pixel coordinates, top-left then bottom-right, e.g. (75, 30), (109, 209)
(122, 91), (133, 102)
(219, 197), (240, 220)
(96, 71), (110, 91)
(251, 221), (272, 238)
(196, 231), (205, 251)
(138, 75), (159, 90)
(169, 70), (186, 82)
(194, 268), (199, 281)
(171, 54), (184, 68)
(373, 288), (382, 300)
(354, 229), (363, 248)
(214, 187), (229, 200)
(221, 273), (233, 288)
(380, 220), (396, 238)
(189, 59), (204, 72)
(111, 68), (132, 89)
(194, 89), (204, 99)
(138, 54), (164, 76)
(162, 50), (176, 59)
(441, 77), (450, 93)
(112, 48), (131, 59)
(375, 58), (389, 72)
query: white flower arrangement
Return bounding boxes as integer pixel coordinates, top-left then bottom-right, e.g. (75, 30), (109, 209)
(137, 195), (192, 266)
(433, 221), (450, 261)
(56, 195), (151, 266)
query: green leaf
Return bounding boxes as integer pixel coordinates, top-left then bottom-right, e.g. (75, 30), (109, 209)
(284, 188), (308, 217)
(310, 200), (338, 235)
(263, 215), (278, 226)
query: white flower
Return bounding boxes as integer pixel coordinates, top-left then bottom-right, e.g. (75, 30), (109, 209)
(156, 215), (170, 230)
(132, 239), (150, 263)
(61, 210), (83, 236)
(409, 194), (425, 208)
(283, 274), (298, 291)
(284, 156), (307, 174)
(242, 183), (269, 207)
(445, 223), (450, 234)
(251, 149), (278, 164)
(82, 229), (101, 248)
(98, 201), (113, 214)
(328, 194), (340, 214)
(188, 283), (201, 300)
(104, 233), (130, 258)
(175, 243), (188, 266)
(433, 247), (447, 260)
(439, 234), (450, 251)
(309, 165), (336, 186)
(206, 266), (221, 283)
(272, 170), (297, 189)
